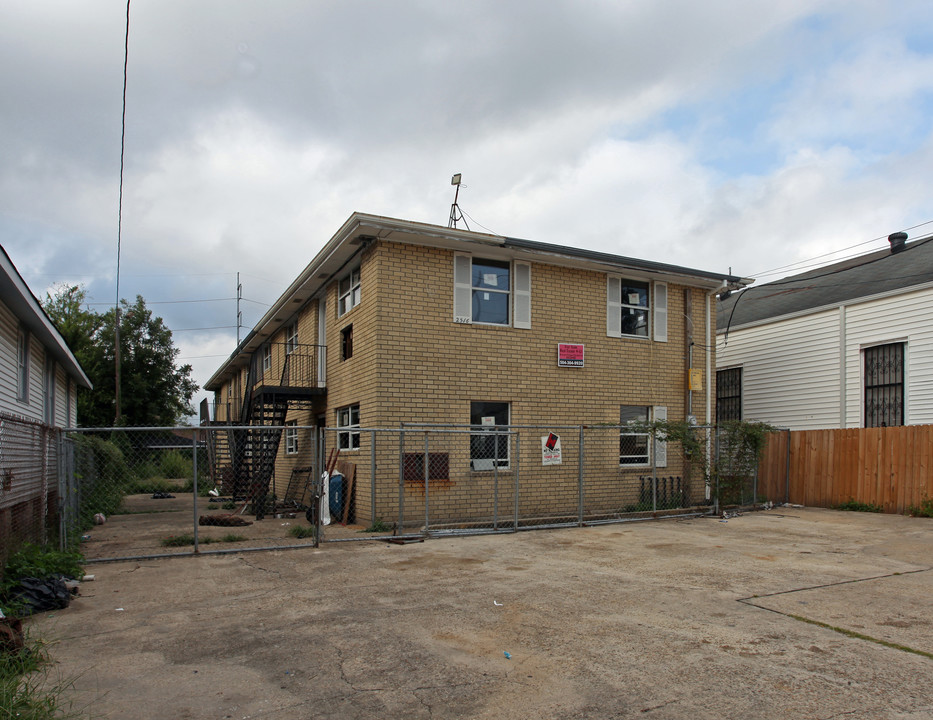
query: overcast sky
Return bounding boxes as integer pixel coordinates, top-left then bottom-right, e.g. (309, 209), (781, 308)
(3, 1), (933, 416)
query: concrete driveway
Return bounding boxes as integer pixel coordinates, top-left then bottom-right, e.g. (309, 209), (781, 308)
(35, 507), (933, 719)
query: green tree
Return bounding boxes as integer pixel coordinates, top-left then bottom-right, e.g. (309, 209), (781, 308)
(43, 285), (198, 427)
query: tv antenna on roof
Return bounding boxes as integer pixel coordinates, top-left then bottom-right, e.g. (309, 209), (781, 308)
(448, 173), (469, 230)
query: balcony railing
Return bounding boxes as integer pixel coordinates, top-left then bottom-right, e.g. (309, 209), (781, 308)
(254, 343), (326, 392)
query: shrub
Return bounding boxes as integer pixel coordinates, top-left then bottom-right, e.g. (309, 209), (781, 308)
(72, 434), (132, 529)
(834, 498), (883, 513)
(160, 450), (192, 479)
(908, 497), (933, 518)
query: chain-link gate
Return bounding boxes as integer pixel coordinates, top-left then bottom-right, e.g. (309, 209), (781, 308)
(56, 423), (787, 560)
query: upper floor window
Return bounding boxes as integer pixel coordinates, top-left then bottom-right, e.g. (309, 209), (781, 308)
(341, 324), (353, 361)
(607, 277), (667, 342)
(864, 342), (904, 427)
(17, 327), (29, 403)
(262, 344), (272, 373)
(453, 255), (531, 328)
(338, 268), (361, 317)
(44, 357), (55, 425)
(285, 322), (298, 354)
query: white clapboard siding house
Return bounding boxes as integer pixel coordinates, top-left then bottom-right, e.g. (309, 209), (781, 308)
(0, 244), (92, 556)
(716, 232), (933, 430)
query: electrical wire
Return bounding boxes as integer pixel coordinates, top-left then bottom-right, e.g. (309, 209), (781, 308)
(750, 220), (933, 279)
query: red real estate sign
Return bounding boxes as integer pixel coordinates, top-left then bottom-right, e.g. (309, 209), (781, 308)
(557, 343), (584, 368)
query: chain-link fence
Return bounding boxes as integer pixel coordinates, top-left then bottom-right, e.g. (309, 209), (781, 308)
(56, 423), (787, 561)
(0, 414), (61, 567)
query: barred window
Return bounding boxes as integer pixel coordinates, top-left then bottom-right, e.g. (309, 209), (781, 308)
(716, 367), (742, 423)
(864, 343), (904, 427)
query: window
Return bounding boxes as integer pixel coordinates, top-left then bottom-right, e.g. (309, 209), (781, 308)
(341, 325), (353, 361)
(607, 277), (667, 341)
(337, 404), (360, 450)
(16, 327), (28, 403)
(338, 267), (361, 317)
(44, 357), (55, 425)
(864, 343), (904, 427)
(453, 255), (531, 328)
(620, 406), (650, 465)
(285, 322), (298, 354)
(285, 421), (298, 455)
(716, 368), (742, 423)
(262, 344), (272, 373)
(470, 401), (510, 469)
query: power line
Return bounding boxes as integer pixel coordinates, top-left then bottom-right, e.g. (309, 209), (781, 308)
(750, 220), (933, 280)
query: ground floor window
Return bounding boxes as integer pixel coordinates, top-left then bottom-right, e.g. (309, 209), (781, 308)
(864, 342), (904, 427)
(337, 404), (360, 450)
(620, 405), (650, 465)
(470, 401), (510, 470)
(716, 367), (742, 423)
(285, 421), (298, 455)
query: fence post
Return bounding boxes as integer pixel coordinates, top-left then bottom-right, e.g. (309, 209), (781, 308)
(652, 433), (658, 512)
(423, 432), (430, 535)
(493, 430), (500, 531)
(577, 425), (584, 526)
(397, 429), (405, 536)
(192, 429), (200, 554)
(784, 429), (791, 505)
(370, 430), (376, 529)
(314, 427), (323, 547)
(513, 432), (520, 531)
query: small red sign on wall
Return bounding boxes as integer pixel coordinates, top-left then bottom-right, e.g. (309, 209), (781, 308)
(557, 343), (584, 368)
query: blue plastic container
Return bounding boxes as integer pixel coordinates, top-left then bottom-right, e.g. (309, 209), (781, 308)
(328, 472), (345, 518)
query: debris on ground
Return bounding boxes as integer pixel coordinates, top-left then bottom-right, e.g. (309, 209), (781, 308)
(199, 514), (253, 527)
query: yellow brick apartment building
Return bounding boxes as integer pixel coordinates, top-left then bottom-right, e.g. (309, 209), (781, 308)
(204, 213), (744, 527)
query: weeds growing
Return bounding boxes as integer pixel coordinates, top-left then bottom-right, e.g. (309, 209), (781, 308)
(834, 498), (883, 513)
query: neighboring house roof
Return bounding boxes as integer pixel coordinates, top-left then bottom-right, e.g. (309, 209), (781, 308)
(206, 212), (748, 391)
(717, 234), (933, 333)
(0, 245), (93, 389)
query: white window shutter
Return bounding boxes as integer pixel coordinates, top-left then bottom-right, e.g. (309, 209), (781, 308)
(513, 262), (531, 329)
(653, 405), (668, 468)
(453, 254), (472, 324)
(607, 275), (622, 338)
(654, 282), (668, 343)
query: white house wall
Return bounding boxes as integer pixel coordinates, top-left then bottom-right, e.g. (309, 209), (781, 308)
(843, 286), (933, 427)
(719, 286), (933, 430)
(0, 299), (18, 414)
(0, 297), (81, 427)
(718, 308), (842, 430)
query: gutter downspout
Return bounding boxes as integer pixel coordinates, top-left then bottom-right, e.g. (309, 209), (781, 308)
(705, 282), (727, 501)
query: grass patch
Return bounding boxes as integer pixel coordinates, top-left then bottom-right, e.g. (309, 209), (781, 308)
(221, 501), (238, 510)
(289, 525), (317, 539)
(359, 518), (393, 533)
(0, 635), (84, 720)
(834, 498), (883, 513)
(160, 533), (246, 547)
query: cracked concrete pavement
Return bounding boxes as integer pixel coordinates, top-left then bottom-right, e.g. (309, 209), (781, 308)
(34, 507), (933, 719)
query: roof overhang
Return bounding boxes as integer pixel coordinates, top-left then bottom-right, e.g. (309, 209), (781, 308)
(206, 213), (749, 391)
(0, 246), (92, 389)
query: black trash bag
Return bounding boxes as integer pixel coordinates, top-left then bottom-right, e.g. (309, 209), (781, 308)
(6, 576), (71, 616)
(151, 492), (175, 499)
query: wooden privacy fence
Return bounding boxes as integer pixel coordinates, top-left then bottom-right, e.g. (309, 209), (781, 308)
(757, 425), (933, 513)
